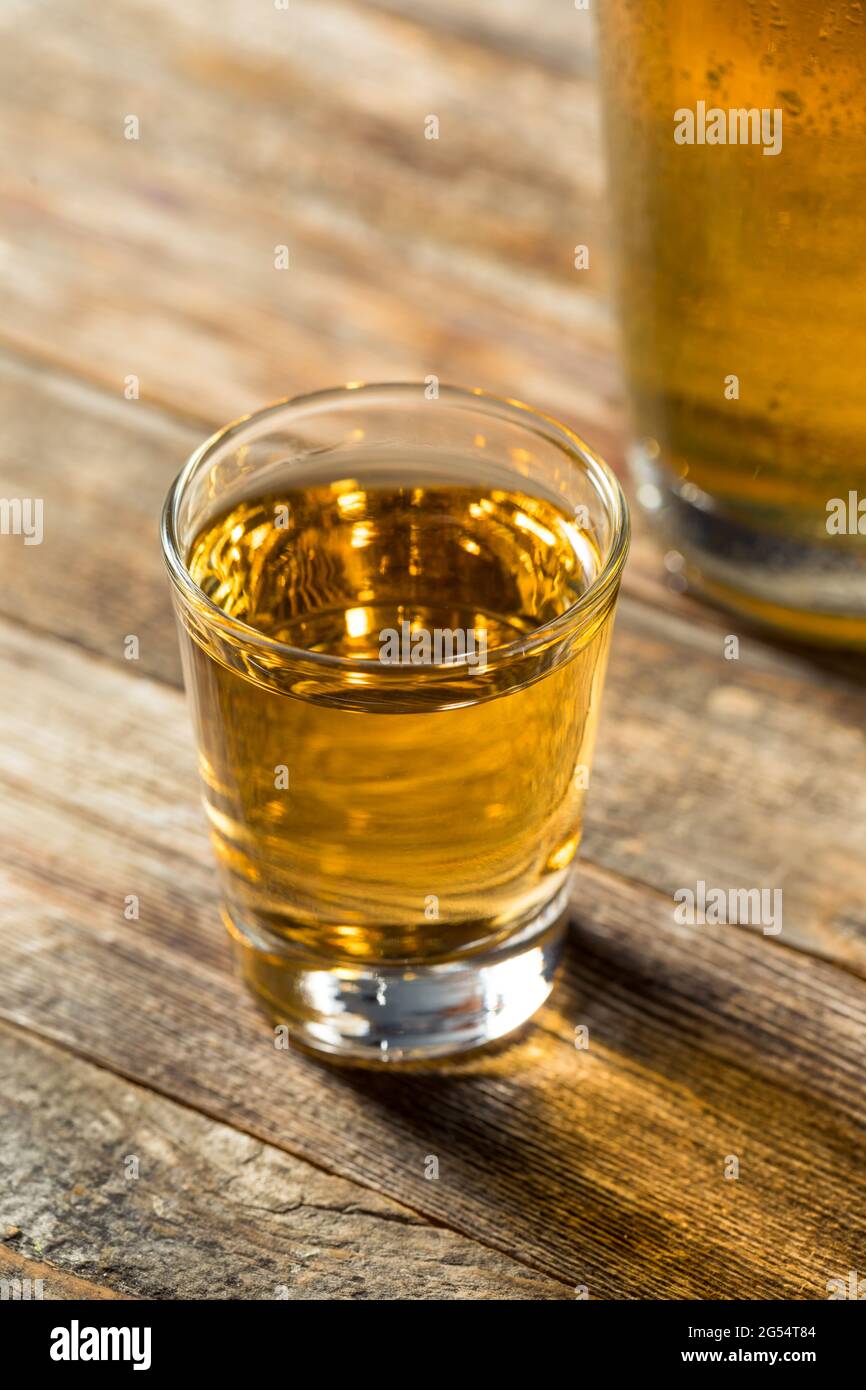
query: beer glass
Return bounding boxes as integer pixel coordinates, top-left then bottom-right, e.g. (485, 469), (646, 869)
(161, 385), (628, 1062)
(597, 0), (866, 644)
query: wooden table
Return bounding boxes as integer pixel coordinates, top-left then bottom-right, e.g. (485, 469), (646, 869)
(1, 1), (864, 1301)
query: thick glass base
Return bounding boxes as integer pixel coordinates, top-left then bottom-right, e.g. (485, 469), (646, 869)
(224, 890), (568, 1064)
(633, 449), (866, 647)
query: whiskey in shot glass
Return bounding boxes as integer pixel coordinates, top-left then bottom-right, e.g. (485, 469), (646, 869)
(161, 384), (628, 1062)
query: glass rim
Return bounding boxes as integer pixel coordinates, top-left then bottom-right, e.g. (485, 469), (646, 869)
(160, 382), (630, 676)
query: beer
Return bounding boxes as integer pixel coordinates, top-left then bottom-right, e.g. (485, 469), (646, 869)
(163, 387), (628, 1060)
(597, 0), (866, 642)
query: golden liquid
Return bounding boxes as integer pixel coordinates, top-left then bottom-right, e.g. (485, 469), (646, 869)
(180, 464), (613, 966)
(598, 0), (866, 634)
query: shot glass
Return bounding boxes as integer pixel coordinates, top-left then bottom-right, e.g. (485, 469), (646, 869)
(161, 384), (629, 1062)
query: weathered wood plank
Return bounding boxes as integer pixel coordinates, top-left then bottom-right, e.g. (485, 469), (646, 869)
(0, 620), (863, 1298)
(0, 1242), (133, 1301)
(364, 0), (597, 75)
(1, 351), (863, 971)
(0, 1023), (564, 1299)
(0, 0), (614, 433)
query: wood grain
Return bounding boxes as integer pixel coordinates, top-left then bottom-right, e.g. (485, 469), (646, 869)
(0, 617), (863, 1298)
(0, 1023), (564, 1299)
(0, 1244), (133, 1301)
(364, 0), (598, 75)
(0, 0), (615, 434)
